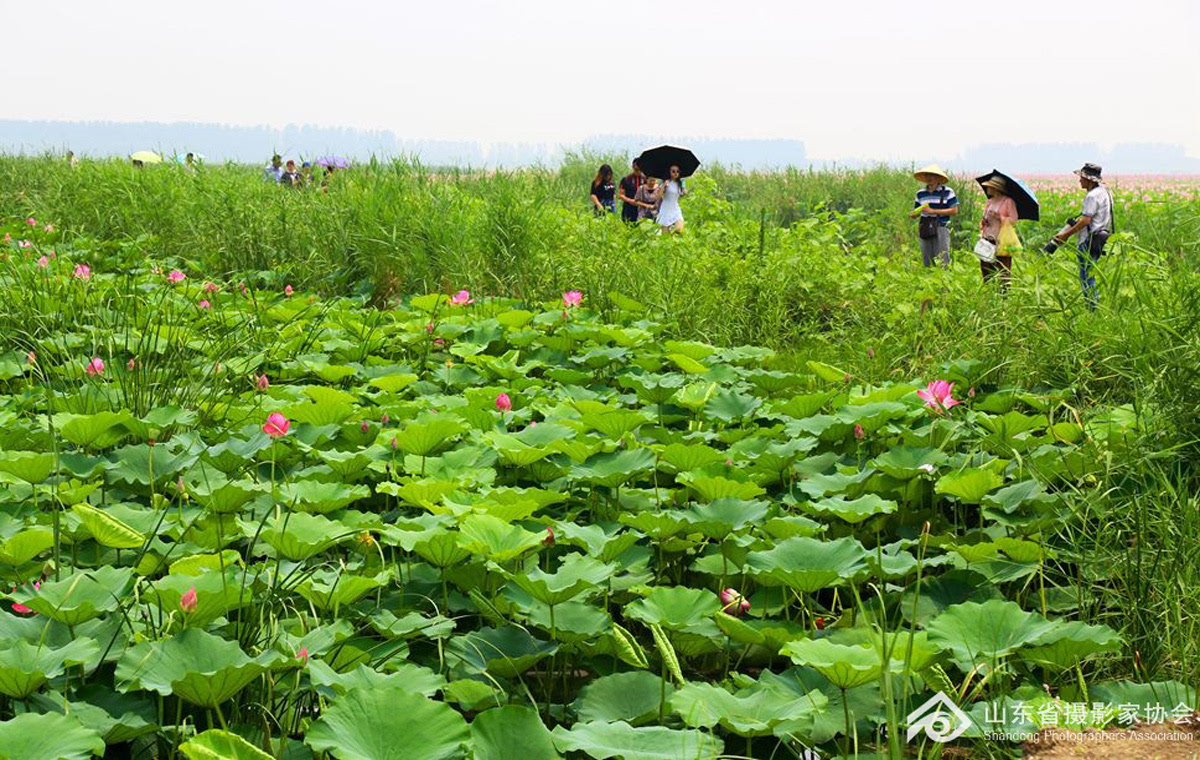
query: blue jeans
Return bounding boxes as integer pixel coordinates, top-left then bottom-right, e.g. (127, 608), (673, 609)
(1076, 243), (1100, 309)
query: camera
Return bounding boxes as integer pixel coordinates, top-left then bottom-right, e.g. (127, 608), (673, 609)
(1043, 239), (1061, 254)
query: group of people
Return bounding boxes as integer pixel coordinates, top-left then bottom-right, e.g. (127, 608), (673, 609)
(911, 162), (1115, 307)
(590, 159), (688, 232)
(264, 154), (335, 190)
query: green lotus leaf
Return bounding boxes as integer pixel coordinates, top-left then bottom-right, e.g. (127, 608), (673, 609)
(935, 467), (1005, 504)
(619, 511), (691, 540)
(801, 494), (896, 524)
(509, 554), (615, 606)
(369, 609), (456, 640)
(295, 569), (392, 612)
(625, 586), (721, 633)
(108, 443), (194, 487)
(447, 625), (556, 679)
(144, 569), (253, 628)
(834, 401), (907, 433)
(745, 536), (869, 592)
(457, 513), (542, 561)
(780, 638), (886, 690)
(678, 474), (765, 502)
(189, 477), (267, 513)
(0, 451), (57, 483)
(870, 446), (949, 480)
(713, 611), (766, 646)
(484, 432), (553, 467)
(666, 354), (710, 375)
(31, 684), (157, 744)
(256, 512), (348, 560)
(5, 566), (133, 626)
(180, 729), (272, 760)
(703, 390), (761, 424)
(115, 628), (282, 708)
(574, 672), (673, 726)
(656, 443), (725, 475)
(0, 527), (55, 566)
(59, 411), (133, 449)
(413, 531), (472, 568)
(392, 416), (466, 457)
(672, 382), (719, 411)
(982, 479), (1059, 515)
(571, 449), (656, 488)
(771, 391), (837, 420)
(806, 360), (848, 384)
(551, 720), (724, 760)
(71, 504), (145, 549)
(669, 680), (826, 736)
(203, 437), (270, 474)
(285, 400), (356, 426)
(0, 637), (100, 697)
(470, 705), (559, 760)
(369, 373), (419, 393)
(686, 498), (770, 537)
(308, 660), (447, 698)
(277, 481), (370, 514)
(380, 478), (461, 512)
(306, 686), (470, 760)
(0, 713), (105, 760)
(926, 599), (1057, 667)
(620, 373), (683, 405)
(1020, 621), (1122, 671)
(1089, 680), (1197, 715)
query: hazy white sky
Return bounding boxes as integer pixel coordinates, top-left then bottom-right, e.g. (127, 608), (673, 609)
(5, 0), (1198, 159)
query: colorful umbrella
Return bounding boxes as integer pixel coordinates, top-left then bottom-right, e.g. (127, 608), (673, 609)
(130, 151), (163, 165)
(314, 156), (350, 169)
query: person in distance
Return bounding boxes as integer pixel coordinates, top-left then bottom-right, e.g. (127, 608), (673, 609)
(618, 159), (645, 224)
(909, 164), (958, 268)
(590, 164), (616, 216)
(1045, 163), (1114, 310)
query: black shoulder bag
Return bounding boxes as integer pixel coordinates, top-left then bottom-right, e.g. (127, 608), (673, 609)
(918, 188), (948, 240)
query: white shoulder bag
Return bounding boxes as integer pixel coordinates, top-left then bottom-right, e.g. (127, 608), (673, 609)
(973, 237), (997, 263)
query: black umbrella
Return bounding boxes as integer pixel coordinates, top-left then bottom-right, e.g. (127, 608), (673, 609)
(975, 169), (1040, 221)
(636, 145), (701, 180)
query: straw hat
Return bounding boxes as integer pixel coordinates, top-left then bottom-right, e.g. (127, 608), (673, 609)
(981, 176), (1009, 194)
(913, 164), (949, 184)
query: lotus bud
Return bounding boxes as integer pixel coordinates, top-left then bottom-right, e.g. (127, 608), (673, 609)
(179, 586), (198, 614)
(542, 527), (555, 547)
(854, 424), (864, 440)
(360, 420), (370, 433)
(719, 588), (750, 617)
(380, 413), (390, 425)
(127, 358), (136, 371)
(390, 437), (398, 450)
(496, 393), (512, 412)
(815, 616), (826, 630)
(284, 284), (294, 297)
(256, 374), (270, 391)
(296, 647), (309, 665)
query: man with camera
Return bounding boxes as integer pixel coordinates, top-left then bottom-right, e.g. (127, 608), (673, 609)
(1044, 163), (1114, 309)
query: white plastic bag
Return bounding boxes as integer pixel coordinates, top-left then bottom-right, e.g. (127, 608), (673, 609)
(973, 237), (997, 263)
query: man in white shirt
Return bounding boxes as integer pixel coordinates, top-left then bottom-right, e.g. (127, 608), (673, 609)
(264, 154), (283, 183)
(1052, 163), (1113, 309)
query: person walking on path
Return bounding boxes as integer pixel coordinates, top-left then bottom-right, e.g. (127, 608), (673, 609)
(634, 177), (659, 222)
(618, 160), (645, 223)
(653, 165), (687, 233)
(978, 175), (1020, 291)
(280, 159), (301, 188)
(909, 164), (958, 268)
(590, 164), (616, 216)
(264, 154), (283, 183)
(1050, 163), (1113, 309)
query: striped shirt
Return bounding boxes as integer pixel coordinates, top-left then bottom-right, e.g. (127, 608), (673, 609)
(914, 185), (958, 227)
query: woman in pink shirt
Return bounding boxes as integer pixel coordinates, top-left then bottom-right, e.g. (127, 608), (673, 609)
(979, 176), (1019, 290)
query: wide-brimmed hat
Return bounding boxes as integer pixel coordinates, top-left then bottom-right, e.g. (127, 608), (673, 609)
(981, 176), (1009, 194)
(1073, 162), (1103, 183)
(913, 164), (949, 184)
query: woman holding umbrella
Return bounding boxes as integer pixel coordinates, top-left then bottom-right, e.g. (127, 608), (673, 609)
(975, 170), (1038, 291)
(653, 165), (688, 233)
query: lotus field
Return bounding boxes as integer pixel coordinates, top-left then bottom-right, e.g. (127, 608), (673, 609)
(0, 163), (1198, 759)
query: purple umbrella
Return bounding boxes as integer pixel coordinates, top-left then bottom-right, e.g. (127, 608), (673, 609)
(314, 156), (350, 169)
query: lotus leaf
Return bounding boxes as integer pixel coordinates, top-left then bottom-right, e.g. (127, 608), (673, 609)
(457, 514), (543, 562)
(926, 599), (1057, 667)
(573, 671), (671, 726)
(745, 536), (869, 592)
(308, 660), (447, 698)
(625, 586), (721, 633)
(0, 713), (105, 760)
(551, 720), (723, 760)
(670, 680), (827, 736)
(115, 628), (282, 708)
(0, 637), (99, 697)
(447, 625), (556, 678)
(306, 686), (471, 760)
(780, 638), (888, 690)
(5, 566), (133, 625)
(470, 705), (559, 760)
(935, 467), (1005, 504)
(1020, 621), (1122, 670)
(180, 729), (273, 760)
(71, 504), (145, 549)
(510, 554), (614, 606)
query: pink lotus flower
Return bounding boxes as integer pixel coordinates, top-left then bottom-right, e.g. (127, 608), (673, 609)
(449, 289), (474, 306)
(202, 281), (219, 293)
(84, 357), (105, 376)
(26, 351), (36, 365)
(296, 647), (309, 665)
(390, 437), (398, 450)
(380, 413), (389, 425)
(284, 284), (293, 297)
(238, 281), (247, 295)
(562, 290), (583, 308)
(916, 380), (961, 414)
(179, 586), (198, 614)
(198, 300), (211, 309)
(127, 358), (136, 371)
(73, 264), (91, 280)
(167, 269), (186, 283)
(255, 374), (270, 391)
(432, 338), (446, 349)
(37, 255), (48, 268)
(425, 322), (435, 334)
(542, 527), (555, 546)
(719, 588), (751, 617)
(854, 424), (865, 440)
(43, 224), (54, 232)
(25, 217), (36, 226)
(263, 412), (290, 438)
(867, 347), (875, 359)
(495, 393), (512, 412)
(360, 420), (370, 433)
